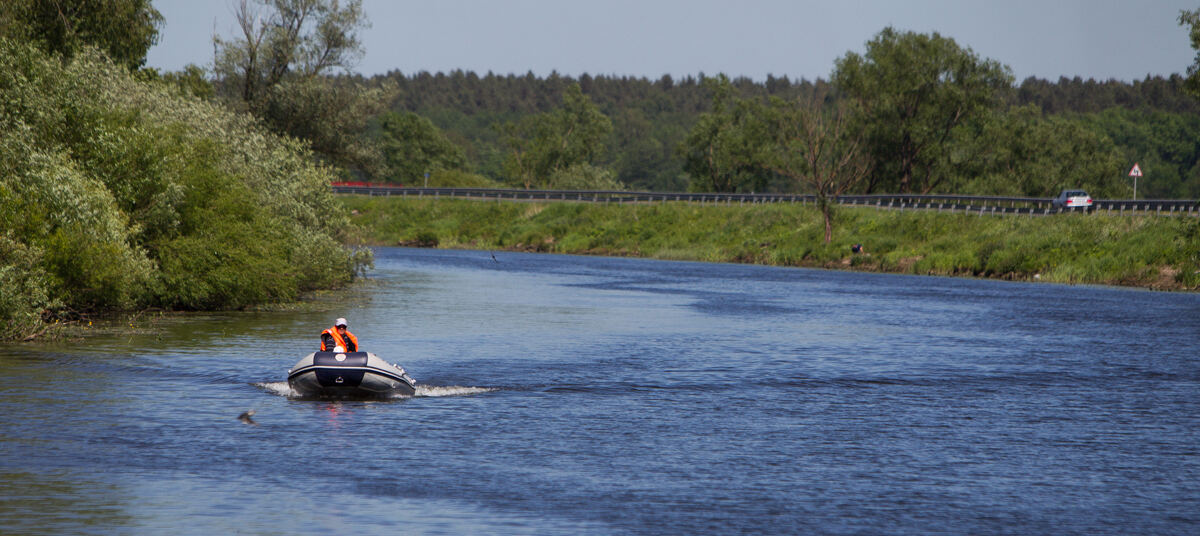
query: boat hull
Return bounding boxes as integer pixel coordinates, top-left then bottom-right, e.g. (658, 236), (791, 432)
(287, 351), (416, 398)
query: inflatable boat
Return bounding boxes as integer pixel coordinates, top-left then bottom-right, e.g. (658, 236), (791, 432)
(287, 351), (417, 398)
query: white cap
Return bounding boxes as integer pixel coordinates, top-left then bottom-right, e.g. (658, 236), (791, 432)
(335, 317), (347, 327)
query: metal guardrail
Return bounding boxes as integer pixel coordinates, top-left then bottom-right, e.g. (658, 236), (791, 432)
(332, 186), (1200, 216)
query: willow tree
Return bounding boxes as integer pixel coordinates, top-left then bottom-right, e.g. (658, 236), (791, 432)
(214, 0), (367, 106)
(213, 0), (391, 176)
(833, 27), (1012, 194)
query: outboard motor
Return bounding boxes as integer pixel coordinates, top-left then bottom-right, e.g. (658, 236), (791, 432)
(312, 351), (369, 387)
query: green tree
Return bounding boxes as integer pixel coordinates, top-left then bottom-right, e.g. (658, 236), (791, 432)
(680, 75), (773, 193)
(833, 27), (1013, 194)
(1079, 107), (1200, 199)
(378, 111), (467, 184)
(0, 0), (162, 70)
(610, 108), (685, 191)
(953, 106), (1126, 197)
(1181, 8), (1200, 100)
(499, 84), (613, 188)
(259, 75), (394, 176)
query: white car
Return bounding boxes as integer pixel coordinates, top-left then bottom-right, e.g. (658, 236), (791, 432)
(1051, 190), (1093, 212)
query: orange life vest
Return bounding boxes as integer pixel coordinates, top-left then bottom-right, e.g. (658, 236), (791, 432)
(321, 327), (359, 352)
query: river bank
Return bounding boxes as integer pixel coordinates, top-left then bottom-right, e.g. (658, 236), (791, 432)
(340, 196), (1200, 291)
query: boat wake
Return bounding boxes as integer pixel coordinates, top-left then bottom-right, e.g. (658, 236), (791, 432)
(415, 385), (495, 397)
(257, 381), (295, 397)
(253, 381), (493, 398)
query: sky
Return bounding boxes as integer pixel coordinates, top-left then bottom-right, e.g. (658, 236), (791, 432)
(146, 0), (1198, 83)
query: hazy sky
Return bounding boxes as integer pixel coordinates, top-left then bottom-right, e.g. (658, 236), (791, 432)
(146, 0), (1198, 82)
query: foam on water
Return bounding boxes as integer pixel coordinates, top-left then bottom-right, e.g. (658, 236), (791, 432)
(255, 381), (295, 397)
(414, 385), (495, 397)
(253, 381), (493, 398)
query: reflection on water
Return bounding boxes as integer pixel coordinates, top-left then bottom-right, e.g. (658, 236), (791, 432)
(1, 247), (1198, 534)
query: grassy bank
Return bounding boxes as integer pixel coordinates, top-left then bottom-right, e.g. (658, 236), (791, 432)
(340, 196), (1200, 290)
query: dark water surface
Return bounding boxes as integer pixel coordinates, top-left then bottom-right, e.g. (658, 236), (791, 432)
(2, 247), (1199, 534)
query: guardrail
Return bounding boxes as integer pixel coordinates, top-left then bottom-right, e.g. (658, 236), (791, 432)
(332, 186), (1200, 216)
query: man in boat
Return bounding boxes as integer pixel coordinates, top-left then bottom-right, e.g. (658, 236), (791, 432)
(320, 317), (359, 352)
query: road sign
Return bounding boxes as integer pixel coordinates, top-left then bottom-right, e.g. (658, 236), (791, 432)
(1128, 163), (1142, 200)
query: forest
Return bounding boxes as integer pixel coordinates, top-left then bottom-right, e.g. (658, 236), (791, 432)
(362, 68), (1200, 200)
(154, 0), (1200, 202)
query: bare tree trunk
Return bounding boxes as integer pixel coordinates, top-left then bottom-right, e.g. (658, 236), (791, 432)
(823, 205), (833, 243)
(768, 89), (869, 245)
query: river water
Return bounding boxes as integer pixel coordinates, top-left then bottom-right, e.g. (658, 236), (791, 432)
(2, 247), (1198, 535)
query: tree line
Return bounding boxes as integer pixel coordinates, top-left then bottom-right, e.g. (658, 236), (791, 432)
(366, 57), (1200, 201)
(127, 0), (1200, 203)
(125, 0), (1200, 204)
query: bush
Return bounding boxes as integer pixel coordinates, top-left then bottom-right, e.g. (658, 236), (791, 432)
(0, 39), (371, 339)
(0, 131), (156, 312)
(413, 230), (440, 248)
(425, 168), (503, 188)
(0, 234), (57, 336)
(547, 163), (625, 190)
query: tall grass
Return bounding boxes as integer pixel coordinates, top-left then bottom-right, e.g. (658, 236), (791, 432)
(341, 196), (1200, 290)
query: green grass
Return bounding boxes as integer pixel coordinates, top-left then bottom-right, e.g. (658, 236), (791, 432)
(341, 196), (1200, 290)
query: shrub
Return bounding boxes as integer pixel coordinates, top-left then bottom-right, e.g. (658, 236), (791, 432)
(0, 235), (57, 336)
(0, 39), (370, 339)
(547, 163), (625, 190)
(0, 132), (156, 311)
(426, 168), (503, 188)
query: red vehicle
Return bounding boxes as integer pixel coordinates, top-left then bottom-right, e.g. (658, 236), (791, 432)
(331, 181), (401, 188)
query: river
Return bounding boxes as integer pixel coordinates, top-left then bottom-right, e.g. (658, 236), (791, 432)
(2, 247), (1198, 534)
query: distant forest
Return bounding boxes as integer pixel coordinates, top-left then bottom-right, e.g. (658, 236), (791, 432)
(360, 70), (1200, 199)
(129, 0), (1200, 201)
(153, 1), (1200, 201)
